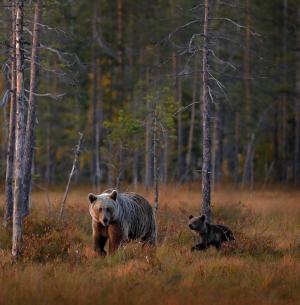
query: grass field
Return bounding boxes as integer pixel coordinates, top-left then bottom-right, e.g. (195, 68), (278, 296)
(0, 184), (299, 305)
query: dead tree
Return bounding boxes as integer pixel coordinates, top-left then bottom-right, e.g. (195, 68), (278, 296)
(23, 0), (42, 216)
(58, 132), (83, 222)
(12, 0), (25, 258)
(3, 0), (16, 227)
(201, 0), (212, 222)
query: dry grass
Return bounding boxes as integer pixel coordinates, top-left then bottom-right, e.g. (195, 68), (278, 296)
(0, 184), (299, 305)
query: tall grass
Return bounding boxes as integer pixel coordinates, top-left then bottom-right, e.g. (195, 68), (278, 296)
(0, 184), (299, 305)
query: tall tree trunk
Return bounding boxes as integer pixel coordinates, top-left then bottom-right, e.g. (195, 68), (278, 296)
(186, 58), (198, 171)
(211, 0), (223, 186)
(162, 130), (168, 184)
(92, 6), (98, 191)
(234, 110), (240, 185)
(153, 106), (159, 213)
(273, 99), (281, 180)
(12, 0), (25, 258)
(95, 61), (103, 192)
(4, 0), (16, 226)
(144, 68), (153, 188)
(294, 6), (300, 185)
(281, 0), (288, 182)
(172, 53), (183, 178)
(201, 0), (212, 222)
(23, 0), (41, 217)
(117, 0), (124, 102)
(242, 0), (253, 185)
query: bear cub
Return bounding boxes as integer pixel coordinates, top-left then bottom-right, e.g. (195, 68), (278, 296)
(188, 214), (235, 251)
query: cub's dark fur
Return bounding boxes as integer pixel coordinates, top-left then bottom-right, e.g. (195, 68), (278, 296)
(188, 214), (235, 251)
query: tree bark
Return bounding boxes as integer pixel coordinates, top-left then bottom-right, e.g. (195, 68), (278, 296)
(92, 6), (98, 190)
(201, 0), (212, 222)
(90, 3), (104, 192)
(23, 0), (42, 217)
(186, 58), (198, 170)
(153, 107), (159, 213)
(144, 68), (153, 189)
(3, 0), (16, 226)
(294, 6), (300, 185)
(242, 0), (253, 185)
(172, 53), (183, 178)
(281, 0), (288, 182)
(58, 133), (83, 222)
(12, 0), (25, 258)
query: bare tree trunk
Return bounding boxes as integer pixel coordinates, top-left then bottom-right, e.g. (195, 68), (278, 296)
(281, 0), (288, 182)
(3, 0), (16, 226)
(242, 133), (255, 188)
(145, 107), (153, 189)
(242, 0), (253, 185)
(295, 6), (300, 185)
(59, 133), (83, 222)
(186, 58), (198, 170)
(234, 110), (240, 185)
(172, 53), (183, 178)
(95, 61), (103, 191)
(162, 130), (168, 184)
(201, 0), (212, 222)
(92, 6), (98, 191)
(12, 0), (25, 258)
(117, 0), (124, 101)
(23, 0), (42, 217)
(144, 68), (153, 189)
(153, 107), (159, 213)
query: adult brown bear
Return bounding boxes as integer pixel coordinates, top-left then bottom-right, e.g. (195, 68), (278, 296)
(88, 189), (157, 255)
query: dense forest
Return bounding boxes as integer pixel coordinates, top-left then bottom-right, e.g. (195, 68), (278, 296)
(1, 0), (299, 190)
(0, 2), (299, 304)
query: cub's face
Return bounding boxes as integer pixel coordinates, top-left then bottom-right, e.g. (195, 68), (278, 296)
(188, 215), (207, 233)
(88, 190), (117, 227)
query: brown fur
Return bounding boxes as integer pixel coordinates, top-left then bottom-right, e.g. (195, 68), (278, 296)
(88, 190), (156, 255)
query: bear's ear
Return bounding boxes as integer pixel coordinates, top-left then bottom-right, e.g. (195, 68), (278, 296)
(88, 193), (97, 204)
(189, 215), (194, 220)
(200, 215), (206, 222)
(110, 190), (117, 201)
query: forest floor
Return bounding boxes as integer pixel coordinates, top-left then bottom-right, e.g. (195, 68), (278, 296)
(0, 183), (299, 305)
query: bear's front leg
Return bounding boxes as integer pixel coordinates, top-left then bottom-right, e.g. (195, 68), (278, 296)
(107, 223), (123, 255)
(92, 220), (107, 256)
(191, 243), (208, 251)
(98, 236), (108, 256)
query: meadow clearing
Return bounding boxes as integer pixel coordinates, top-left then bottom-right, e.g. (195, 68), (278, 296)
(0, 184), (299, 305)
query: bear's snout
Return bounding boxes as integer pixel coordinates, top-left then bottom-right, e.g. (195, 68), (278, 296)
(102, 218), (109, 226)
(189, 223), (194, 229)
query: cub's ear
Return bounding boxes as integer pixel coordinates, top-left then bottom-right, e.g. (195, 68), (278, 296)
(200, 215), (207, 221)
(189, 215), (194, 220)
(110, 190), (117, 201)
(88, 193), (97, 204)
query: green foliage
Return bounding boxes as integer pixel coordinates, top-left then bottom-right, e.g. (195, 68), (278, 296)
(103, 110), (142, 149)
